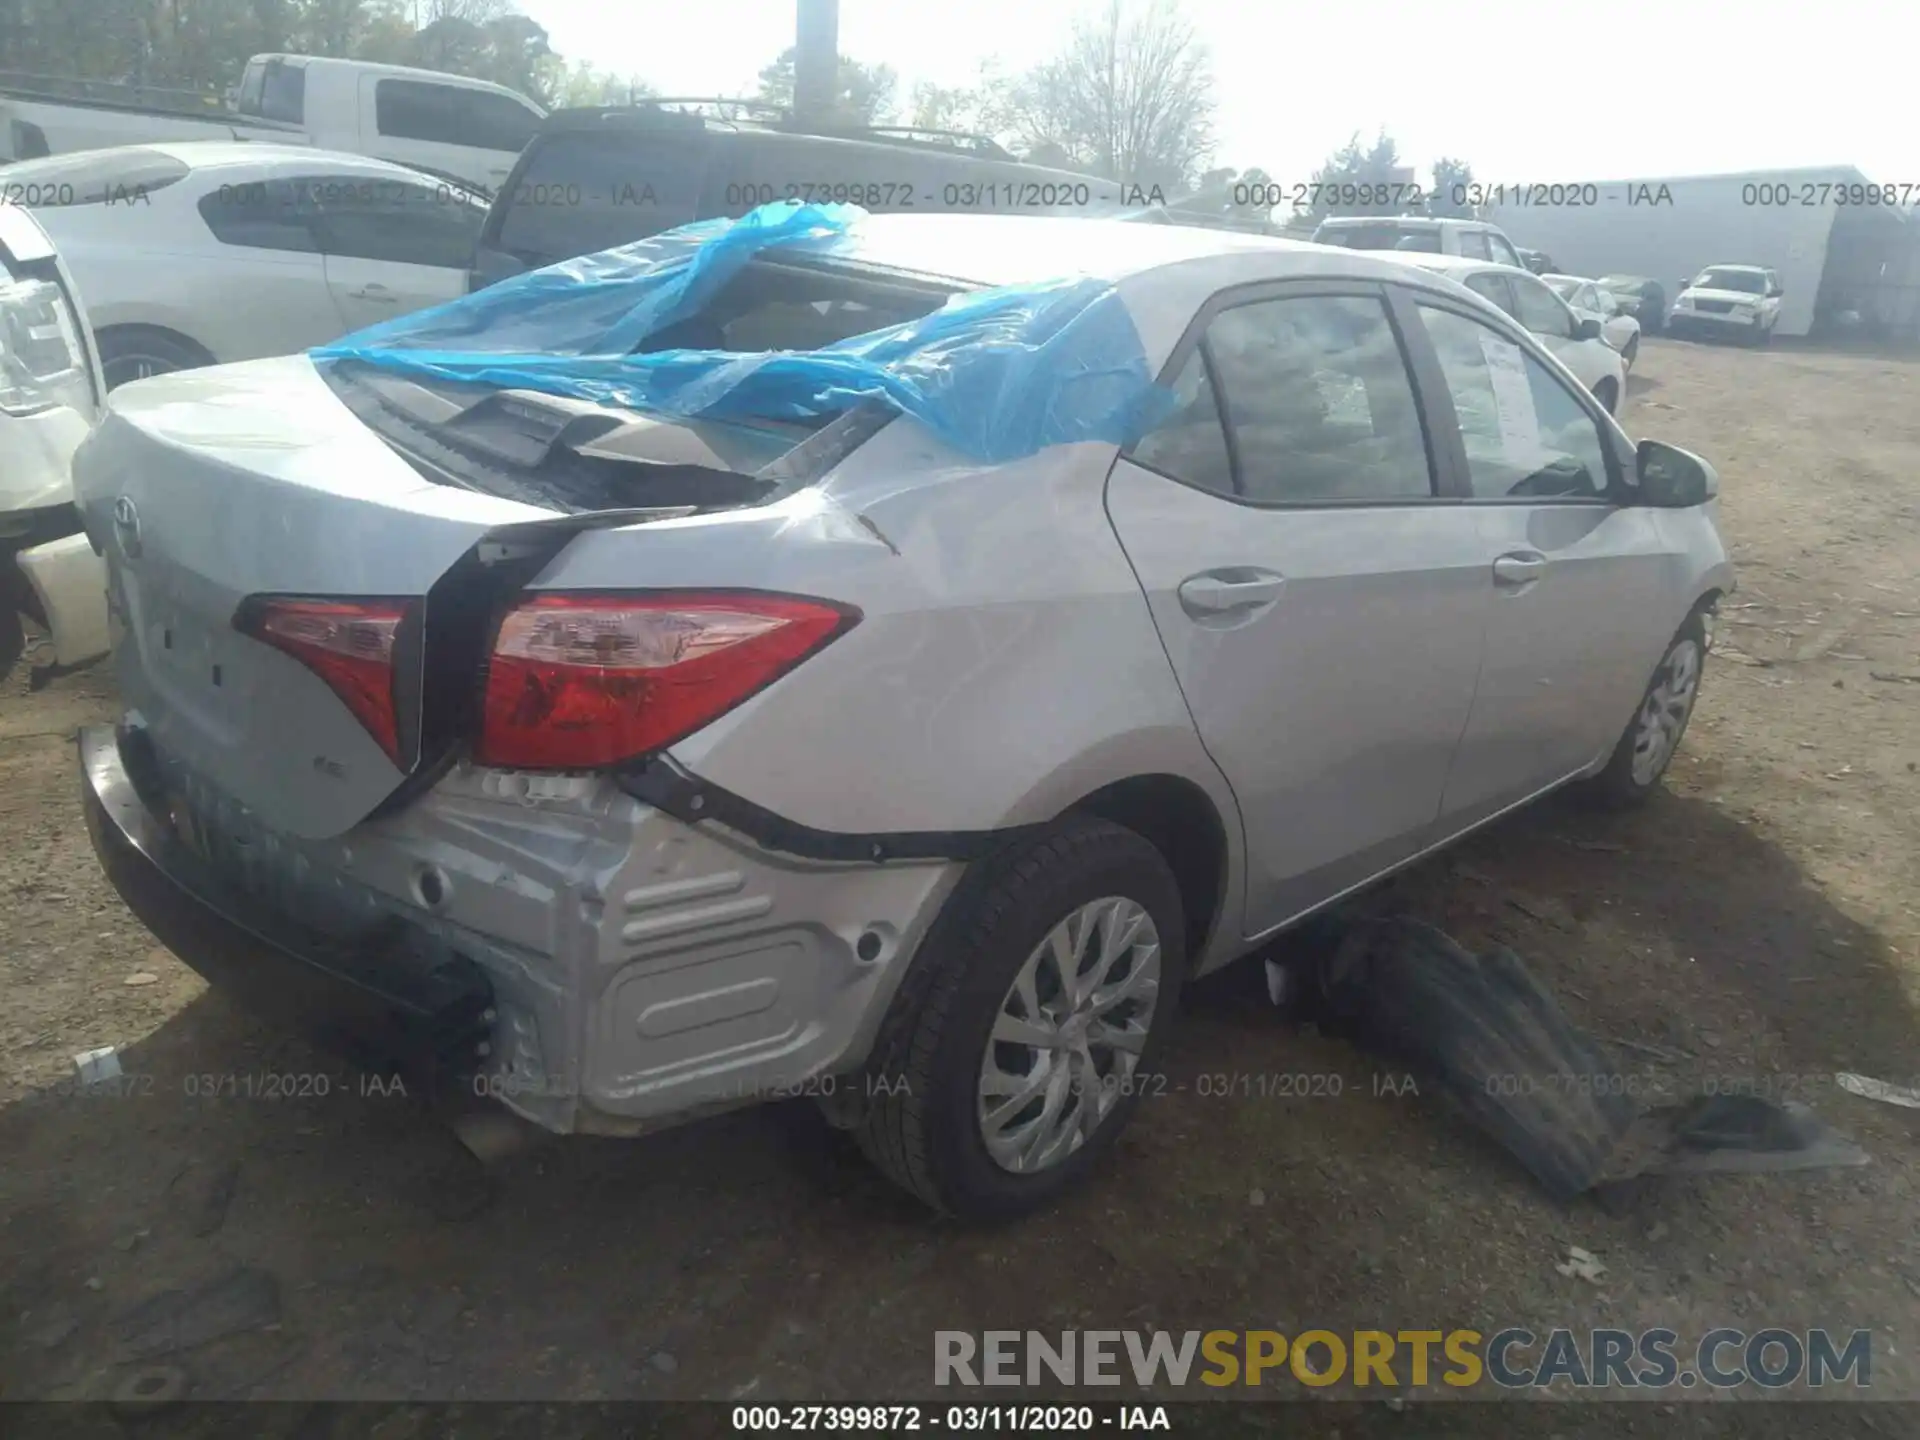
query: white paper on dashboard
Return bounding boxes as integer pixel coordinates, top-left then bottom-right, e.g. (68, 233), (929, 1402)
(1478, 332), (1540, 454)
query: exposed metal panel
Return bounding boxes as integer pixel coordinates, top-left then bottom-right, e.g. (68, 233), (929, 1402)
(1485, 171), (1859, 337)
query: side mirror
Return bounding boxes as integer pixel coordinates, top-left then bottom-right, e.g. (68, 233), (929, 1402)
(1572, 315), (1603, 342)
(1635, 439), (1718, 507)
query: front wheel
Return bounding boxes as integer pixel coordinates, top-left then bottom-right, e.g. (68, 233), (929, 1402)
(856, 817), (1185, 1220)
(1621, 335), (1639, 369)
(1581, 611), (1708, 807)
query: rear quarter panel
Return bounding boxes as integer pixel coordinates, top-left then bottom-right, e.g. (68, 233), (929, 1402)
(530, 419), (1248, 942)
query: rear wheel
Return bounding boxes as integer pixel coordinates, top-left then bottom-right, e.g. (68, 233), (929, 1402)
(1581, 610), (1708, 807)
(856, 817), (1184, 1220)
(97, 326), (215, 391)
(1593, 376), (1620, 414)
(1622, 335), (1639, 369)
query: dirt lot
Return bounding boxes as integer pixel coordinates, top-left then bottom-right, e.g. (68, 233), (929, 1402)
(2, 337), (1918, 1428)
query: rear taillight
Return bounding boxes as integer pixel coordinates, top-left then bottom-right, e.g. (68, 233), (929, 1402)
(476, 591), (855, 771)
(237, 597), (410, 764)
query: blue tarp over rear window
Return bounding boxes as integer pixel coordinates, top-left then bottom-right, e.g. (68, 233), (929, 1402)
(311, 202), (1172, 465)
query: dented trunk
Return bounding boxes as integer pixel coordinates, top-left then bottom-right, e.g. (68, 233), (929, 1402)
(71, 354), (852, 840)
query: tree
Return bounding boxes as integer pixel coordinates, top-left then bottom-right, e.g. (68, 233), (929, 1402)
(551, 59), (653, 109)
(754, 46), (897, 126)
(1428, 156), (1476, 217)
(999, 0), (1213, 190)
(1306, 130), (1414, 217)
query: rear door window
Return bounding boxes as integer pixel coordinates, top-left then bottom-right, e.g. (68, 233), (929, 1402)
(493, 130), (708, 265)
(1130, 293), (1435, 505)
(1458, 230), (1493, 260)
(197, 178), (318, 253)
(302, 176), (488, 269)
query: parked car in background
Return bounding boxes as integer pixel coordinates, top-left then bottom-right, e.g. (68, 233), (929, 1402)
(0, 54), (544, 194)
(74, 213), (1730, 1220)
(1389, 254), (1627, 412)
(1310, 215), (1527, 269)
(1598, 276), (1666, 336)
(1516, 247), (1555, 275)
(1670, 266), (1783, 345)
(470, 102), (1130, 288)
(0, 202), (108, 677)
(5, 142), (488, 387)
(1544, 273), (1641, 368)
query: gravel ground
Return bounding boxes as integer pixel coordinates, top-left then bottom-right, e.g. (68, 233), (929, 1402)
(2, 337), (1917, 1430)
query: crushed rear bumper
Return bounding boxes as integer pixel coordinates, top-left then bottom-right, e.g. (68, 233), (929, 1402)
(79, 724), (495, 1090)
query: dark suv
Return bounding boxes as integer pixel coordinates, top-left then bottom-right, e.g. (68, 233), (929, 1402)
(470, 105), (1121, 290)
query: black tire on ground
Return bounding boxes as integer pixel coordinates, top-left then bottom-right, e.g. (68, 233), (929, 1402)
(1622, 335), (1639, 369)
(1579, 609), (1710, 808)
(1594, 377), (1619, 414)
(1752, 322), (1774, 348)
(97, 326), (215, 391)
(855, 816), (1186, 1221)
(0, 603), (23, 680)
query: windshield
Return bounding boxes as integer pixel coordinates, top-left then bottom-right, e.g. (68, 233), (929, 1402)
(1599, 276), (1647, 294)
(1696, 268), (1767, 294)
(1544, 277), (1579, 299)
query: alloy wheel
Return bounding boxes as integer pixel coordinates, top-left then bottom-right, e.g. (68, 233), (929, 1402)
(976, 896), (1162, 1174)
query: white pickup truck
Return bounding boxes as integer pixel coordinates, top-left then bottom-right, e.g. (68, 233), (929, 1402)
(1, 54), (545, 195)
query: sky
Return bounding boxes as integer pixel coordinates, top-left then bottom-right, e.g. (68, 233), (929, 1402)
(516, 0), (1903, 188)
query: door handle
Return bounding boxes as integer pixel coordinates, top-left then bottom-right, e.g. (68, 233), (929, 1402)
(1492, 552), (1547, 588)
(1177, 569), (1286, 618)
(348, 284), (396, 303)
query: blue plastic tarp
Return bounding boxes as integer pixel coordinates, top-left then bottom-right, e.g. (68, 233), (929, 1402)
(311, 202), (1171, 466)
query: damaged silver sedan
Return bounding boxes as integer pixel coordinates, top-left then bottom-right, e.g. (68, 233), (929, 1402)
(73, 209), (1733, 1219)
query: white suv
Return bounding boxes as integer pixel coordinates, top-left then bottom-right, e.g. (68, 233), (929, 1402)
(1312, 216), (1527, 269)
(0, 203), (109, 676)
(1670, 266), (1783, 345)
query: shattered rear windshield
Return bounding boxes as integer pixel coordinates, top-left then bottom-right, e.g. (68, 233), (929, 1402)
(633, 255), (964, 354)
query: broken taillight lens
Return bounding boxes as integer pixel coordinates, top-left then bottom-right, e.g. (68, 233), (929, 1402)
(476, 592), (856, 771)
(238, 598), (410, 764)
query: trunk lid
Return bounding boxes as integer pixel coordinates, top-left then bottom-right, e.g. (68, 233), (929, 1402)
(73, 356), (551, 840)
(73, 355), (873, 841)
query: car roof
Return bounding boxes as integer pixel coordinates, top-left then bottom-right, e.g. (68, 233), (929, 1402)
(825, 212), (1333, 288)
(137, 141), (439, 177)
(1697, 263), (1769, 274)
(1541, 273), (1594, 285)
(1314, 215), (1485, 230)
(1387, 252), (1531, 279)
(4, 140), (460, 185)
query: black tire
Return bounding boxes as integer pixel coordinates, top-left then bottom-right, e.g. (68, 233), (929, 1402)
(0, 603), (22, 681)
(97, 326), (215, 391)
(1593, 376), (1619, 415)
(1580, 609), (1709, 808)
(1622, 335), (1639, 369)
(856, 816), (1185, 1221)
